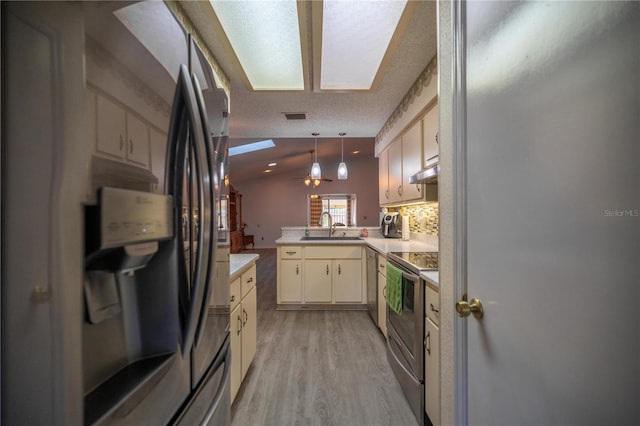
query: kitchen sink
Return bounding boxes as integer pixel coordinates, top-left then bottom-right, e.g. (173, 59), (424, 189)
(300, 236), (362, 241)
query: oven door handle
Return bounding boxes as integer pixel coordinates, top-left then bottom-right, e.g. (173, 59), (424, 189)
(401, 271), (420, 282)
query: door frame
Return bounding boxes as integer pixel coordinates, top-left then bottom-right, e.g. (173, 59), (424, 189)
(436, 0), (468, 425)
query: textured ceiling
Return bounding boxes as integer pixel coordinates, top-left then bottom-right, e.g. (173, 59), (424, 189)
(179, 0), (437, 183)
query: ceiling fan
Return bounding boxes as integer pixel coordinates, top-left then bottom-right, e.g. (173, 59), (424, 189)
(292, 150), (333, 188)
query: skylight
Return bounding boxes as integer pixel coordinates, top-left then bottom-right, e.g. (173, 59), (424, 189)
(229, 140), (276, 157)
(320, 0), (408, 90)
(209, 0), (304, 91)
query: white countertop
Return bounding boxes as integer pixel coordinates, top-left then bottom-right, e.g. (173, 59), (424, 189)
(230, 253), (259, 280)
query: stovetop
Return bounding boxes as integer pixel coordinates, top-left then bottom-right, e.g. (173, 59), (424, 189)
(388, 251), (438, 273)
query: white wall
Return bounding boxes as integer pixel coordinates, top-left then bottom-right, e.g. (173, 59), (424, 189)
(233, 156), (380, 248)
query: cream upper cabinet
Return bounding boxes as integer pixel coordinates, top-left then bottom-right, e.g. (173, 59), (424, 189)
(95, 92), (151, 170)
(422, 103), (439, 168)
(96, 94), (126, 159)
(126, 113), (150, 168)
(378, 149), (390, 205)
(388, 139), (403, 204)
(402, 120), (423, 201)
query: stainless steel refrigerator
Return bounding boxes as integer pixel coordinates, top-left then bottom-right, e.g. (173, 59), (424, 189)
(2, 1), (230, 424)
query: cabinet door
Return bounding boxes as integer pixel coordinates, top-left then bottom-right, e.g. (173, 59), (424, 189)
(126, 113), (150, 167)
(377, 271), (387, 338)
(230, 303), (242, 403)
(241, 285), (257, 379)
(332, 259), (362, 303)
(425, 318), (440, 426)
(304, 259), (332, 303)
(149, 128), (167, 193)
(402, 121), (423, 201)
(378, 149), (389, 205)
(280, 259), (302, 303)
(96, 94), (126, 159)
(388, 140), (403, 203)
(422, 104), (439, 168)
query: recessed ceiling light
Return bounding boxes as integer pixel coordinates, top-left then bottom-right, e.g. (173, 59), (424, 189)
(267, 162), (277, 167)
(352, 150), (360, 155)
(209, 1), (304, 90)
(229, 139), (275, 156)
(264, 169), (272, 173)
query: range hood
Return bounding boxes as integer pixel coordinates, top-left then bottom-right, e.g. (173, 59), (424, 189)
(409, 160), (439, 183)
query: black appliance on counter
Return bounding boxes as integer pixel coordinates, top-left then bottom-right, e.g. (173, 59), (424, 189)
(386, 251), (438, 426)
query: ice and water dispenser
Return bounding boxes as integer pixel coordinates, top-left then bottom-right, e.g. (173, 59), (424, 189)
(83, 187), (185, 425)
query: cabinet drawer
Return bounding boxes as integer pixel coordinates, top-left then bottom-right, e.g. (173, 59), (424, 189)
(230, 277), (241, 311)
(377, 254), (387, 276)
(241, 264), (256, 298)
(281, 246), (302, 259)
(304, 245), (361, 259)
(425, 285), (439, 326)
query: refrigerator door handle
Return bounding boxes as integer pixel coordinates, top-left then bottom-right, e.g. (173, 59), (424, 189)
(168, 64), (209, 352)
(191, 72), (216, 347)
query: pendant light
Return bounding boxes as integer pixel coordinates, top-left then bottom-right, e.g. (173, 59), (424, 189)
(310, 132), (321, 179)
(337, 132), (348, 179)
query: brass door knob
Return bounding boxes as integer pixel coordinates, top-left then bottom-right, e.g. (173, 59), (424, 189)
(456, 298), (484, 319)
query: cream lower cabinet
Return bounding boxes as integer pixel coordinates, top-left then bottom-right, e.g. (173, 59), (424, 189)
(230, 264), (257, 403)
(377, 254), (388, 337)
(303, 245), (362, 304)
(278, 244), (364, 305)
(280, 259), (302, 302)
(425, 285), (440, 425)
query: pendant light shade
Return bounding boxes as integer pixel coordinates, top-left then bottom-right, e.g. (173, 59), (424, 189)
(311, 132), (322, 179)
(337, 132), (348, 179)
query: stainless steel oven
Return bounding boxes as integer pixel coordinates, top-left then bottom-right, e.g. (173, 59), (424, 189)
(386, 251), (437, 426)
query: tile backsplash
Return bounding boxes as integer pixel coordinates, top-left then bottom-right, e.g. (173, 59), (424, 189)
(396, 202), (439, 236)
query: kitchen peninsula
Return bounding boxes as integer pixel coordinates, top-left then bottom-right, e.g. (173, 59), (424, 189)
(276, 227), (438, 310)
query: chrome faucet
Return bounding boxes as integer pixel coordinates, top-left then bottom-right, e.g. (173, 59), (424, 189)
(319, 211), (332, 236)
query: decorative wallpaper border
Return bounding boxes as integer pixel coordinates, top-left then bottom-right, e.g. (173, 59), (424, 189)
(165, 1), (231, 101)
(376, 55), (438, 144)
(85, 37), (172, 118)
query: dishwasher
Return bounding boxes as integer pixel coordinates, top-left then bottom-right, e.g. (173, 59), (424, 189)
(365, 247), (378, 326)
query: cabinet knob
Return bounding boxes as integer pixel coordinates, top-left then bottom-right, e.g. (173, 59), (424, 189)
(237, 315), (243, 334)
(398, 186), (402, 196)
(119, 135), (124, 151)
(247, 277), (253, 283)
(338, 264), (342, 275)
(129, 139), (134, 154)
(326, 265), (329, 275)
(417, 184), (421, 193)
(230, 295), (235, 302)
(296, 265), (299, 275)
(425, 330), (431, 354)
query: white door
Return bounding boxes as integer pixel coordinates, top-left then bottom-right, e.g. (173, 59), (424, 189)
(456, 1), (639, 425)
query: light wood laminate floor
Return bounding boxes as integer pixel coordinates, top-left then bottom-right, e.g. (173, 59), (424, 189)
(232, 249), (418, 426)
